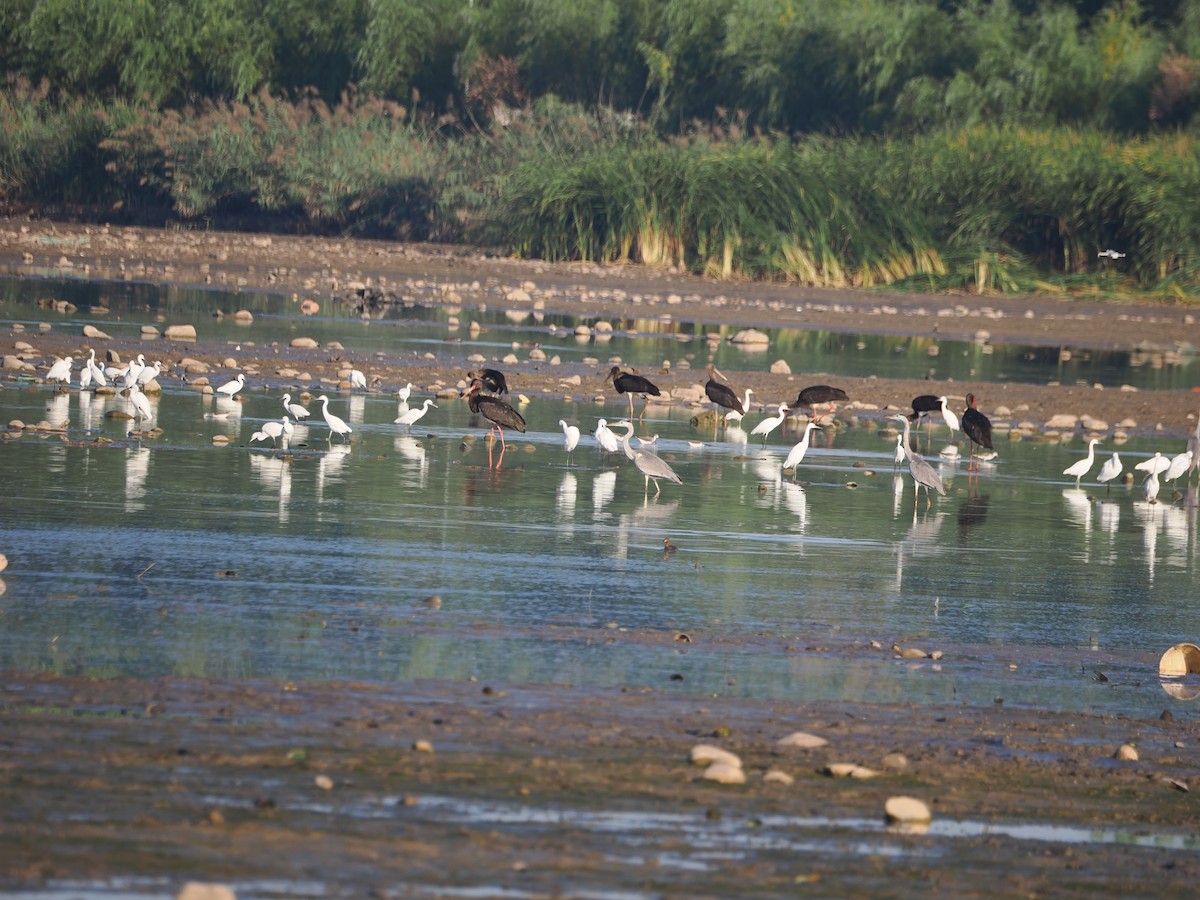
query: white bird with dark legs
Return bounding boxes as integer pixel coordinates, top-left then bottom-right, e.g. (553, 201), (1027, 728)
(724, 388), (754, 425)
(750, 402), (789, 447)
(1164, 450), (1192, 486)
(281, 393), (310, 421)
(123, 354), (146, 390)
(46, 356), (73, 385)
(317, 394), (353, 442)
(939, 396), (959, 437)
(1064, 437), (1101, 487)
(615, 420), (682, 495)
(87, 350), (107, 386)
(783, 422), (821, 480)
(1097, 452), (1122, 492)
(137, 360), (163, 385)
(395, 398), (436, 430)
(128, 384), (153, 422)
(348, 369), (367, 390)
(217, 372), (245, 399)
(251, 416), (293, 448)
(889, 414), (945, 509)
(1144, 468), (1162, 504)
(79, 357), (93, 390)
(593, 418), (620, 454)
(559, 419), (581, 463)
(1135, 452), (1170, 477)
(893, 434), (905, 470)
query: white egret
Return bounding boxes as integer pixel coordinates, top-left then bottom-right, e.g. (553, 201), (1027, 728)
(783, 422), (821, 480)
(1096, 452), (1122, 492)
(889, 414), (945, 508)
(939, 396), (959, 436)
(1063, 437), (1101, 487)
(348, 368), (367, 390)
(87, 351), (107, 386)
(317, 394), (353, 442)
(123, 353), (146, 390)
(1135, 452), (1170, 476)
(750, 402), (789, 447)
(281, 393), (310, 421)
(79, 359), (93, 390)
(1144, 468), (1161, 504)
(395, 398), (437, 430)
(137, 360), (163, 385)
(559, 419), (581, 463)
(45, 356), (73, 384)
(217, 372), (246, 398)
(250, 416), (293, 448)
(614, 420), (682, 495)
(1187, 413), (1200, 481)
(128, 384), (153, 421)
(1164, 450), (1192, 486)
(593, 418), (621, 454)
(397, 382), (413, 404)
(724, 388), (755, 424)
(893, 433), (905, 470)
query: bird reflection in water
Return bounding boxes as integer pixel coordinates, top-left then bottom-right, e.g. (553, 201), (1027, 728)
(393, 435), (428, 487)
(556, 471), (578, 518)
(591, 470), (617, 517)
(249, 453), (293, 524)
(316, 443), (351, 508)
(124, 446), (151, 512)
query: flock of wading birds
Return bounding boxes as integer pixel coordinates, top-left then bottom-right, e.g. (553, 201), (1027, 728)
(32, 352), (1200, 505)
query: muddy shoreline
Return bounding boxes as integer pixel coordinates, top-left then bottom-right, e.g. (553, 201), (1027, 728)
(3, 220), (1200, 895)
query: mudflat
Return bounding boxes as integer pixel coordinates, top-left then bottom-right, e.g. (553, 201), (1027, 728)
(2, 219), (1200, 896)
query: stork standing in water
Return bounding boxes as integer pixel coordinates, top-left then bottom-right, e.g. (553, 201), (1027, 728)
(614, 420), (681, 495)
(908, 394), (941, 436)
(606, 366), (660, 421)
(961, 393), (994, 471)
(791, 385), (849, 424)
(462, 378), (526, 468)
(889, 414), (945, 509)
(704, 364), (744, 430)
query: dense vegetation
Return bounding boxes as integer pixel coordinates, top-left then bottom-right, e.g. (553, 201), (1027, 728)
(2, 0), (1200, 295)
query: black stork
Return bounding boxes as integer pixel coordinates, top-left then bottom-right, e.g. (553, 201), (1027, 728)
(791, 384), (848, 424)
(462, 378), (526, 468)
(909, 394), (941, 435)
(606, 365), (661, 421)
(962, 393), (994, 471)
(468, 368), (509, 396)
(704, 364), (744, 423)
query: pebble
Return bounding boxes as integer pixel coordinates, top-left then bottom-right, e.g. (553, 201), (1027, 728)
(314, 774), (334, 790)
(702, 761), (746, 784)
(164, 324), (197, 340)
(0, 553), (7, 574)
(177, 883), (236, 900)
(762, 769), (794, 785)
(885, 795), (932, 823)
(82, 324), (111, 339)
(412, 739), (434, 753)
(825, 763), (877, 779)
(290, 337), (319, 349)
(770, 359), (792, 374)
(882, 751), (909, 771)
(1114, 743), (1138, 761)
(690, 744), (742, 769)
(776, 731), (828, 749)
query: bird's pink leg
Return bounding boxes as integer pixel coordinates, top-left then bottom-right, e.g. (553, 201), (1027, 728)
(496, 426), (507, 468)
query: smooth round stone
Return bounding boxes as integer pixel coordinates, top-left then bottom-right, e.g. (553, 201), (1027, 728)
(885, 795), (932, 823)
(702, 761), (746, 784)
(777, 731), (828, 750)
(0, 553), (7, 574)
(1114, 743), (1139, 761)
(314, 774), (334, 790)
(762, 769), (794, 785)
(177, 883), (236, 900)
(690, 744), (742, 769)
(290, 337), (319, 349)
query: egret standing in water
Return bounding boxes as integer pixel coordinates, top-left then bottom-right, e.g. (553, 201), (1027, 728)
(46, 356), (73, 385)
(593, 418), (621, 454)
(614, 420), (682, 495)
(317, 395), (353, 443)
(128, 384), (153, 422)
(251, 416), (293, 448)
(217, 372), (246, 399)
(889, 414), (945, 508)
(559, 419), (581, 464)
(1064, 438), (1101, 487)
(783, 422), (822, 480)
(281, 393), (310, 421)
(1097, 452), (1122, 493)
(939, 396), (960, 438)
(606, 366), (660, 422)
(348, 368), (367, 390)
(724, 389), (754, 425)
(395, 398), (437, 430)
(750, 402), (789, 447)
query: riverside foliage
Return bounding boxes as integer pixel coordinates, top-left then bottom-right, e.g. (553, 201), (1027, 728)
(2, 0), (1200, 294)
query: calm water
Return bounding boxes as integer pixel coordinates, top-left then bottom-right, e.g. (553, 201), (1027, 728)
(2, 276), (1199, 718)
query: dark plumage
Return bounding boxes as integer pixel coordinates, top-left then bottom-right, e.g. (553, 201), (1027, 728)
(606, 365), (661, 420)
(962, 392), (994, 470)
(909, 394), (941, 422)
(468, 368), (509, 395)
(704, 364), (744, 416)
(790, 385), (849, 423)
(462, 378), (526, 468)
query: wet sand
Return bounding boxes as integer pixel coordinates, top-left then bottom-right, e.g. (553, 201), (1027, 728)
(2, 219), (1200, 895)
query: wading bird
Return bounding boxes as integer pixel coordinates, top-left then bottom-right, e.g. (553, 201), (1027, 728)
(909, 394), (941, 435)
(889, 414), (945, 508)
(614, 420), (682, 495)
(593, 418), (621, 454)
(606, 366), (660, 421)
(217, 372), (246, 399)
(317, 395), (353, 443)
(462, 378), (526, 468)
(724, 388), (754, 425)
(1064, 438), (1101, 487)
(704, 364), (744, 423)
(559, 419), (581, 464)
(128, 384), (153, 422)
(468, 368), (509, 396)
(1164, 450), (1192, 487)
(750, 402), (789, 447)
(45, 356), (73, 385)
(962, 393), (993, 471)
(281, 393), (310, 421)
(251, 416), (293, 448)
(939, 396), (960, 437)
(1097, 452), (1122, 493)
(395, 398), (437, 430)
(348, 368), (368, 390)
(783, 422), (822, 480)
(791, 385), (848, 424)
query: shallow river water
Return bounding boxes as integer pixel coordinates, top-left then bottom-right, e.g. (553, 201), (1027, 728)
(2, 277), (1199, 719)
